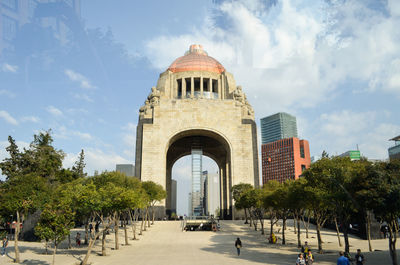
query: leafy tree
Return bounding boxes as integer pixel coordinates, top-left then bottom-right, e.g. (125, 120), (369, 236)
(0, 174), (49, 263)
(232, 183), (253, 224)
(35, 203), (74, 265)
(274, 181), (291, 245)
(262, 181), (280, 237)
(142, 181), (167, 225)
(372, 160), (400, 265)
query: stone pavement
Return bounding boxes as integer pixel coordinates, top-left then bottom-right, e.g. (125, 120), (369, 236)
(1, 220), (397, 264)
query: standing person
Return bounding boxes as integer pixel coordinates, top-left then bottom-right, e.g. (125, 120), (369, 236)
(1, 237), (8, 257)
(306, 250), (314, 265)
(75, 233), (81, 247)
(296, 253), (306, 265)
(235, 237), (242, 256)
(355, 249), (365, 265)
(301, 241), (310, 257)
(337, 251), (350, 265)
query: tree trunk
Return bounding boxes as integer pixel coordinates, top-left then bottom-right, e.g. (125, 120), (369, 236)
(293, 217), (297, 234)
(68, 234), (71, 249)
(253, 218), (258, 231)
(52, 243), (57, 265)
(343, 222), (350, 254)
(14, 210), (21, 263)
(301, 214), (310, 239)
(124, 219), (129, 246)
(101, 229), (107, 256)
(84, 222), (89, 245)
(366, 212), (372, 252)
(270, 216), (274, 236)
(316, 223), (323, 253)
(334, 217), (343, 247)
(260, 217), (264, 235)
(147, 208), (151, 228)
(81, 232), (99, 265)
(297, 216), (301, 248)
(139, 210), (146, 235)
(129, 210), (137, 240)
(249, 211), (253, 227)
(244, 208), (248, 224)
(282, 217), (286, 245)
(45, 240), (48, 255)
(389, 221), (398, 265)
(114, 216), (119, 250)
(151, 205), (155, 225)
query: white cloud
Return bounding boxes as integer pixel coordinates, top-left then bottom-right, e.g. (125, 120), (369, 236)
(308, 110), (398, 159)
(73, 93), (94, 102)
(1, 63), (18, 73)
(121, 122), (137, 160)
(21, 116), (40, 123)
(64, 69), (96, 89)
(64, 148), (130, 175)
(0, 89), (16, 98)
(72, 131), (92, 141)
(0, 110), (18, 125)
(46, 106), (63, 117)
(145, 0), (400, 113)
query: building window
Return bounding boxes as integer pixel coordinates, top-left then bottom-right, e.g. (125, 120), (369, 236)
(301, 165), (306, 172)
(185, 78), (191, 98)
(300, 147), (305, 158)
(177, 79), (182, 98)
(2, 0), (17, 11)
(194, 78), (201, 98)
(2, 15), (17, 41)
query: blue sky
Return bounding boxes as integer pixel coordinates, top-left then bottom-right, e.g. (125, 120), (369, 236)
(1, 0), (400, 215)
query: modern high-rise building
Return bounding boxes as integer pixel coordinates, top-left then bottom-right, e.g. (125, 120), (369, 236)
(203, 171), (220, 216)
(261, 137), (310, 183)
(116, 164), (135, 177)
(389, 135), (400, 160)
(260, 112), (298, 144)
(190, 148), (205, 216)
(0, 0), (81, 55)
(171, 179), (177, 215)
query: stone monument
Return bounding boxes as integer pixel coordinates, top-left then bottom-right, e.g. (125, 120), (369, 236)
(135, 44), (259, 219)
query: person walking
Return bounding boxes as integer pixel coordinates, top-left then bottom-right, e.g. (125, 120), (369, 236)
(337, 251), (350, 265)
(296, 253), (306, 265)
(235, 237), (242, 256)
(355, 249), (365, 265)
(75, 232), (81, 247)
(1, 237), (8, 257)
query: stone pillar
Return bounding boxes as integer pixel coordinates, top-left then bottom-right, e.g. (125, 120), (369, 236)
(218, 78), (221, 100)
(182, 78), (186, 98)
(191, 76), (194, 98)
(209, 79), (213, 99)
(200, 76), (203, 97)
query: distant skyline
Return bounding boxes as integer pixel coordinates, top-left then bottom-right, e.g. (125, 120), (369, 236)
(1, 0), (400, 212)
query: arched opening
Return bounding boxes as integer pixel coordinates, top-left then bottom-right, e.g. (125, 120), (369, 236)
(165, 129), (233, 219)
(171, 156), (220, 217)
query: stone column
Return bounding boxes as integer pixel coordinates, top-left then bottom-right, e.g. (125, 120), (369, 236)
(218, 78), (221, 100)
(200, 76), (203, 97)
(209, 79), (213, 99)
(182, 78), (186, 98)
(191, 76), (194, 98)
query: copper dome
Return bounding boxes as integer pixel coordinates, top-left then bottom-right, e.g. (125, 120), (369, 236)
(168, 44), (225, 74)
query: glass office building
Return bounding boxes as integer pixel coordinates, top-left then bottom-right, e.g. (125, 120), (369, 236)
(260, 112), (298, 144)
(191, 148), (205, 216)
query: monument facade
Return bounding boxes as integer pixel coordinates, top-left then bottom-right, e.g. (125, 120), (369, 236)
(135, 44), (259, 219)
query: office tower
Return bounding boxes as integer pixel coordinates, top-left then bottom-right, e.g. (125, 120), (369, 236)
(389, 135), (400, 160)
(260, 112), (298, 144)
(116, 164), (135, 177)
(261, 137), (310, 183)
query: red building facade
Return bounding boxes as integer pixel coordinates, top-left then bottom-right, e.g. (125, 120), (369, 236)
(261, 137), (311, 184)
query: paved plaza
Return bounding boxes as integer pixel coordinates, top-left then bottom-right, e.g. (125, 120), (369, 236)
(0, 220), (396, 264)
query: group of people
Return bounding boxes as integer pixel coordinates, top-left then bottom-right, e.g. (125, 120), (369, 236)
(235, 237), (365, 265)
(296, 241), (314, 265)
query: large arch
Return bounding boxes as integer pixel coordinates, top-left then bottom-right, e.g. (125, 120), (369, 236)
(165, 129), (233, 219)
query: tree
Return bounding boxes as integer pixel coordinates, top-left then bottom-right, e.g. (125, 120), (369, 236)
(0, 174), (49, 263)
(262, 181), (280, 238)
(372, 160), (400, 265)
(142, 181), (167, 225)
(275, 181), (291, 245)
(35, 203), (74, 265)
(232, 183), (253, 224)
